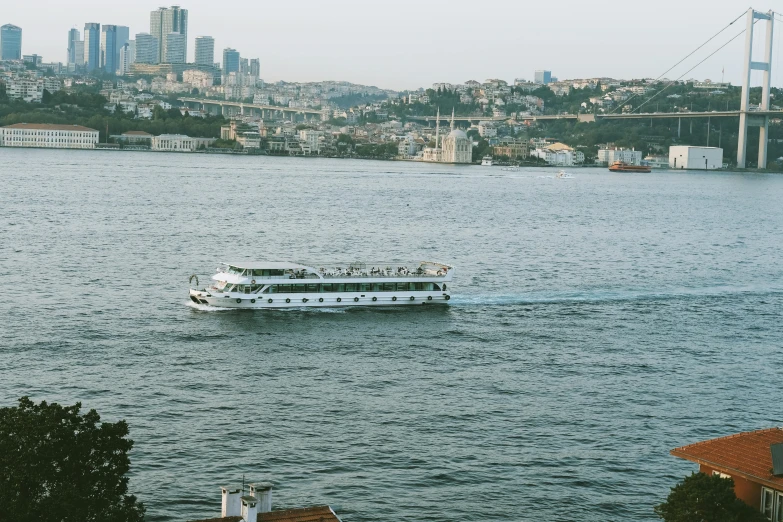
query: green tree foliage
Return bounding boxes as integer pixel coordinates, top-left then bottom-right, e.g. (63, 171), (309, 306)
(0, 397), (145, 522)
(654, 472), (767, 522)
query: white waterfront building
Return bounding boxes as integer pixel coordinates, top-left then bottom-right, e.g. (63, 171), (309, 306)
(0, 123), (99, 149)
(669, 146), (724, 170)
(151, 134), (216, 151)
(597, 148), (643, 166)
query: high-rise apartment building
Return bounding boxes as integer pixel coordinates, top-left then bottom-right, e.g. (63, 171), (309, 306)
(164, 32), (186, 64)
(250, 58), (260, 77)
(150, 6), (188, 63)
(67, 28), (80, 65)
(100, 25), (118, 73)
(1, 24), (23, 61)
(222, 48), (239, 75)
(534, 70), (552, 85)
(118, 42), (135, 75)
(83, 23), (100, 72)
(134, 33), (158, 64)
(194, 36), (214, 66)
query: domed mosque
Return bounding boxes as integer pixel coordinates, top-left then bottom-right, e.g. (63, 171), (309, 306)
(441, 108), (473, 163)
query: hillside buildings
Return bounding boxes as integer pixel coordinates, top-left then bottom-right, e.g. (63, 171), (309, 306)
(534, 69), (551, 85)
(0, 123), (99, 149)
(0, 24), (22, 61)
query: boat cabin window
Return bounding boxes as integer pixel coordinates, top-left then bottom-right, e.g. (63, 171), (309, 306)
(250, 269), (285, 277)
(260, 282), (441, 294)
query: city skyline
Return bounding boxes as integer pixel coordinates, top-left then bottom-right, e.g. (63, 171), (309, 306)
(2, 0), (783, 90)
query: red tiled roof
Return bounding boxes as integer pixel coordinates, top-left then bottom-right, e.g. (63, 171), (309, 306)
(1, 123), (98, 132)
(188, 506), (340, 522)
(671, 427), (783, 488)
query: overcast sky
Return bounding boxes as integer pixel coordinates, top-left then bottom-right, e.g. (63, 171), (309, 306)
(5, 0), (783, 90)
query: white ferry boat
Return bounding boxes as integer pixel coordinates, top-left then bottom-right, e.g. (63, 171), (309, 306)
(189, 261), (453, 309)
(481, 156), (493, 166)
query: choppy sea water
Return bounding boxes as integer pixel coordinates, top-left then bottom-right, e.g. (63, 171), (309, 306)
(1, 148), (782, 521)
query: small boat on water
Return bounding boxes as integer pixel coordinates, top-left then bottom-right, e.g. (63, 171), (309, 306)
(189, 261), (454, 309)
(557, 170), (574, 179)
(608, 161), (651, 173)
(481, 156), (493, 166)
(501, 166), (520, 172)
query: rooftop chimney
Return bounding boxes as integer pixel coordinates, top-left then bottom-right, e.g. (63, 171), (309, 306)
(241, 495), (258, 522)
(772, 443), (783, 476)
(249, 482), (273, 513)
(221, 486), (241, 517)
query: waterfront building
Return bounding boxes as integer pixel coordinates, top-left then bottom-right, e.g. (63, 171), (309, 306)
(492, 138), (529, 160)
(150, 6), (188, 63)
(0, 123), (99, 149)
(134, 33), (158, 64)
(669, 146), (723, 170)
(597, 148), (643, 166)
(151, 134), (215, 151)
(194, 36), (214, 66)
(223, 48), (239, 75)
(671, 428), (783, 519)
(163, 32), (186, 64)
(534, 69), (551, 85)
(100, 25), (118, 73)
(67, 28), (80, 65)
(531, 142), (584, 166)
(1, 24), (23, 61)
(83, 23), (100, 72)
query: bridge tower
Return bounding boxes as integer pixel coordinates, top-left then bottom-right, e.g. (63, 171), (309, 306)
(737, 8), (774, 169)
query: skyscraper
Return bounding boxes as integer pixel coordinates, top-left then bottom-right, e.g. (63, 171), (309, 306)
(100, 25), (118, 73)
(250, 58), (260, 77)
(194, 36), (214, 66)
(164, 33), (186, 64)
(83, 23), (100, 72)
(67, 28), (80, 65)
(222, 48), (239, 75)
(134, 33), (158, 64)
(534, 70), (552, 85)
(0, 24), (23, 61)
(74, 41), (84, 66)
(150, 6), (188, 63)
(115, 26), (130, 72)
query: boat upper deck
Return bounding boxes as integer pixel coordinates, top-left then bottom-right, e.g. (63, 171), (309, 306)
(214, 261), (453, 284)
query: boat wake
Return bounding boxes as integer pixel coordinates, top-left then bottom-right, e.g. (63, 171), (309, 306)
(450, 285), (783, 307)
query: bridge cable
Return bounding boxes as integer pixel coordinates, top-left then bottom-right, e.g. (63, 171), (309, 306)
(632, 20), (757, 114)
(610, 9), (750, 114)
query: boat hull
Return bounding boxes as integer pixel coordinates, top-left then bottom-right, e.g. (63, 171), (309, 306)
(190, 289), (450, 309)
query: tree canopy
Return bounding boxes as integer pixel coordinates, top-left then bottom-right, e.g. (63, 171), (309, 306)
(654, 472), (767, 522)
(0, 397), (145, 522)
